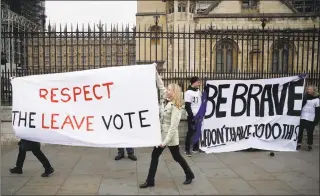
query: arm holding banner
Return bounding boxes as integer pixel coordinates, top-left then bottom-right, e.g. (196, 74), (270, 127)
(314, 98), (320, 126)
(162, 106), (181, 146)
(156, 71), (167, 102)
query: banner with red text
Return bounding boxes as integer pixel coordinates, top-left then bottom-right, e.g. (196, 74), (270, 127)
(11, 64), (162, 147)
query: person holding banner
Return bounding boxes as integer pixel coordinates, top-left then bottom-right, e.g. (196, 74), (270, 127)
(297, 85), (320, 151)
(9, 139), (54, 177)
(184, 76), (202, 157)
(139, 70), (195, 188)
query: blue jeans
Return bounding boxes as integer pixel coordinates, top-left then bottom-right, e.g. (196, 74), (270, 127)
(118, 148), (134, 155)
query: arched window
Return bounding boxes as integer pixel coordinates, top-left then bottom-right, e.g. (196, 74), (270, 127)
(178, 2), (186, 12)
(271, 40), (294, 73)
(214, 39), (238, 73)
(167, 2), (174, 14)
(189, 3), (195, 13)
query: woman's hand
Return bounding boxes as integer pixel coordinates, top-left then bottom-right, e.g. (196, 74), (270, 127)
(159, 143), (165, 148)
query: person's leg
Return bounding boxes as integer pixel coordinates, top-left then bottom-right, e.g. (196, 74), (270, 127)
(306, 121), (315, 151)
(126, 148), (137, 161)
(10, 145), (26, 174)
(184, 116), (194, 156)
(168, 145), (194, 185)
(32, 148), (54, 177)
(297, 120), (306, 150)
(139, 147), (165, 188)
(115, 148), (125, 160)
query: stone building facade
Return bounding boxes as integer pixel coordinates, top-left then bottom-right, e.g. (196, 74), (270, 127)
(136, 0), (319, 74)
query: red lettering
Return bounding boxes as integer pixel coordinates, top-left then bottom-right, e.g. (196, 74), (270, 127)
(73, 116), (85, 129)
(51, 113), (59, 129)
(102, 82), (114, 99)
(61, 116), (75, 130)
(39, 89), (48, 100)
(73, 87), (82, 102)
(41, 113), (50, 129)
(61, 88), (71, 102)
(50, 88), (59, 103)
(92, 84), (102, 100)
(86, 116), (94, 131)
(83, 85), (93, 101)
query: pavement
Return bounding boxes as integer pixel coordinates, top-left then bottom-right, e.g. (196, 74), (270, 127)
(1, 144), (319, 195)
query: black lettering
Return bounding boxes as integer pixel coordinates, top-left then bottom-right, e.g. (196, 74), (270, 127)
(260, 85), (274, 117)
(247, 84), (263, 117)
(287, 79), (304, 116)
(216, 128), (224, 144)
(256, 124), (265, 138)
(207, 129), (212, 146)
(288, 125), (295, 140)
(282, 124), (289, 139)
(231, 84), (248, 117)
(294, 125), (299, 141)
(265, 123), (272, 139)
(12, 111), (19, 126)
(124, 112), (135, 128)
(102, 115), (113, 130)
(113, 114), (123, 130)
(211, 129), (216, 145)
(216, 84), (230, 118)
(29, 112), (36, 128)
(205, 84), (218, 119)
(284, 125), (292, 139)
(18, 111), (27, 127)
(272, 83), (289, 115)
(230, 128), (236, 142)
(139, 110), (150, 128)
(201, 129), (208, 147)
(271, 123), (282, 139)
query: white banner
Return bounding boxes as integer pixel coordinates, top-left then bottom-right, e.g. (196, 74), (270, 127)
(200, 76), (305, 153)
(11, 64), (162, 148)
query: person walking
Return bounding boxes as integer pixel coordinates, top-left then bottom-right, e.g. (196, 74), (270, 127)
(114, 148), (137, 161)
(139, 69), (195, 188)
(184, 76), (202, 157)
(9, 139), (54, 177)
(297, 85), (320, 151)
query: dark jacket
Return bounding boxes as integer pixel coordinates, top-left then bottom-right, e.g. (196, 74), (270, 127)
(18, 139), (41, 151)
(302, 93), (320, 126)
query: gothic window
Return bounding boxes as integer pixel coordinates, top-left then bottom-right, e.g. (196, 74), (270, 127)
(149, 25), (162, 45)
(271, 41), (294, 73)
(189, 3), (195, 13)
(168, 2), (174, 14)
(215, 40), (238, 73)
(242, 0), (258, 8)
(178, 2), (186, 12)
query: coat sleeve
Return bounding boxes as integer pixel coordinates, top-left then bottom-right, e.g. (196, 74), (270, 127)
(162, 106), (182, 146)
(314, 98), (320, 126)
(156, 72), (167, 102)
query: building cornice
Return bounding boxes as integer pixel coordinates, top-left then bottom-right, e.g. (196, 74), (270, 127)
(194, 13), (320, 18)
(136, 12), (166, 16)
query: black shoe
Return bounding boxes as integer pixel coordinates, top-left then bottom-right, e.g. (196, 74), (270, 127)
(192, 149), (199, 153)
(115, 154), (124, 161)
(183, 170), (195, 185)
(139, 181), (155, 188)
(308, 145), (313, 151)
(41, 167), (54, 177)
(296, 145), (301, 151)
(128, 154), (137, 161)
(185, 151), (192, 157)
(9, 167), (23, 174)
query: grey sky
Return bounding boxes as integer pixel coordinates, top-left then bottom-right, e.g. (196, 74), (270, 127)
(45, 1), (137, 30)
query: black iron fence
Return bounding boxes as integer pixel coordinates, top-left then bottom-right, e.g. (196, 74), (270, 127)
(1, 25), (319, 106)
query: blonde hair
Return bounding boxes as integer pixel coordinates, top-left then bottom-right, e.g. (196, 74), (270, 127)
(168, 83), (183, 109)
(306, 85), (319, 96)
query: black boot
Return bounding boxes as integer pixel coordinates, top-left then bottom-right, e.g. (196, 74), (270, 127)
(9, 167), (23, 174)
(183, 169), (195, 185)
(296, 144), (301, 151)
(41, 167), (54, 177)
(128, 154), (137, 161)
(115, 154), (124, 161)
(139, 180), (155, 188)
(308, 145), (313, 151)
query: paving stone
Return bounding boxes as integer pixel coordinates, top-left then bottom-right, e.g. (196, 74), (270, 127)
(173, 176), (219, 195)
(138, 180), (180, 195)
(25, 168), (71, 186)
(14, 185), (60, 195)
(194, 160), (228, 169)
(247, 180), (301, 195)
(1, 176), (31, 195)
(228, 163), (277, 181)
(209, 177), (259, 195)
(98, 178), (138, 195)
(251, 158), (293, 173)
(202, 168), (239, 178)
(57, 174), (102, 194)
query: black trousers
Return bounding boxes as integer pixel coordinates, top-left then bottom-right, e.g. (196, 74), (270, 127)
(146, 145), (193, 183)
(16, 140), (51, 169)
(185, 116), (199, 152)
(297, 119), (315, 145)
(118, 148), (134, 155)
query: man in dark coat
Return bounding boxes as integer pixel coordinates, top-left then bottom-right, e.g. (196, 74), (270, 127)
(9, 139), (54, 177)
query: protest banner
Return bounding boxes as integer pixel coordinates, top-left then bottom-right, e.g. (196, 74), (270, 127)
(200, 76), (305, 153)
(11, 64), (162, 148)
